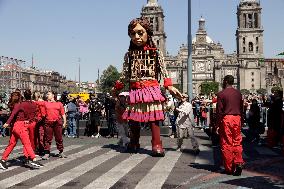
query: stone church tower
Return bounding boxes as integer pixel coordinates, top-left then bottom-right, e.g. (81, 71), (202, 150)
(141, 0), (167, 56)
(236, 0), (266, 91)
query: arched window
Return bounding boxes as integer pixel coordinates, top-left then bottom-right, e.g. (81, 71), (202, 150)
(243, 47), (246, 53)
(256, 46), (259, 53)
(249, 42), (253, 52)
(248, 14), (253, 28)
(254, 13), (258, 28)
(243, 37), (246, 44)
(156, 40), (159, 47)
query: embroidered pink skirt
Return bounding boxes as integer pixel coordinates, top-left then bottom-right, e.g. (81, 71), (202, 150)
(122, 85), (166, 123)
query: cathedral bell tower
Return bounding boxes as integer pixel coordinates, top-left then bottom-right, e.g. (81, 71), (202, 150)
(141, 0), (167, 56)
(236, 0), (265, 92)
(236, 0), (264, 59)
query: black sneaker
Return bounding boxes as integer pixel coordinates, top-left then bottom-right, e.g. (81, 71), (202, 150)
(29, 160), (44, 168)
(233, 164), (243, 176)
(0, 160), (8, 170)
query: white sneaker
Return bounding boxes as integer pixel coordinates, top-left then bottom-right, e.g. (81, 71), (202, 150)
(42, 154), (50, 160)
(94, 134), (101, 138)
(91, 135), (95, 138)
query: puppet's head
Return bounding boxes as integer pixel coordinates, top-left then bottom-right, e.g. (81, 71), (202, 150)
(128, 17), (156, 50)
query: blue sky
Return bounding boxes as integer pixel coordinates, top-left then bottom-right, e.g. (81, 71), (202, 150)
(0, 0), (283, 82)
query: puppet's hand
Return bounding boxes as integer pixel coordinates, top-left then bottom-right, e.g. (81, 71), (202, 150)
(3, 123), (9, 128)
(167, 86), (183, 100)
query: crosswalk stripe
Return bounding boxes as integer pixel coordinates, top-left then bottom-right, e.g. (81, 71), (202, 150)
(83, 146), (151, 189)
(255, 147), (278, 156)
(9, 144), (57, 159)
(0, 145), (102, 188)
(135, 151), (182, 189)
(33, 149), (120, 188)
(0, 145), (81, 173)
(195, 145), (214, 165)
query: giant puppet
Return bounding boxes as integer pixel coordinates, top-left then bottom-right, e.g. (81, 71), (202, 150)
(113, 17), (182, 157)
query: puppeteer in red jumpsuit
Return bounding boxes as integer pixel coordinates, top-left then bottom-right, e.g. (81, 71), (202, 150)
(0, 90), (43, 170)
(113, 17), (182, 157)
(216, 75), (244, 176)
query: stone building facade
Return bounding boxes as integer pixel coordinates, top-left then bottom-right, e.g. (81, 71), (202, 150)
(0, 56), (70, 94)
(140, 0), (276, 95)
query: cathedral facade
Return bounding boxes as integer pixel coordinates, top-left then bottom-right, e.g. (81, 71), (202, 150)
(141, 0), (267, 95)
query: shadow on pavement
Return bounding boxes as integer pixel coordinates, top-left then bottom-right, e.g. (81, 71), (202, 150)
(221, 176), (284, 189)
(101, 144), (153, 155)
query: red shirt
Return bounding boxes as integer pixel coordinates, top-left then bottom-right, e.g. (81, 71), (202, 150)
(217, 87), (243, 118)
(45, 101), (65, 121)
(6, 101), (38, 125)
(35, 100), (47, 121)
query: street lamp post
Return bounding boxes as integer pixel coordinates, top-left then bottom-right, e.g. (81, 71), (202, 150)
(187, 0), (193, 99)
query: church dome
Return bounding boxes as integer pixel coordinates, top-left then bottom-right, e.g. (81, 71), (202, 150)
(192, 36), (214, 44)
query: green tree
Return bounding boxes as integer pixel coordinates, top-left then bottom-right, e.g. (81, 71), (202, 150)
(240, 89), (250, 95)
(271, 85), (283, 94)
(200, 81), (219, 95)
(99, 65), (121, 93)
(256, 88), (267, 95)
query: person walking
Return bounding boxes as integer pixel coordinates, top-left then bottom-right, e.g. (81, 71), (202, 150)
(216, 75), (244, 176)
(42, 91), (67, 160)
(0, 89), (43, 170)
(33, 91), (46, 156)
(175, 94), (200, 154)
(115, 92), (130, 148)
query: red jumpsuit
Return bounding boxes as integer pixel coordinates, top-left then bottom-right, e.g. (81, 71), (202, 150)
(34, 100), (47, 154)
(44, 101), (65, 154)
(2, 101), (38, 161)
(217, 87), (244, 174)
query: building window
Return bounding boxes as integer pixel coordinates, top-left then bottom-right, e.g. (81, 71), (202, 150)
(243, 47), (246, 53)
(256, 46), (259, 53)
(256, 37), (259, 44)
(156, 40), (159, 47)
(251, 72), (254, 76)
(251, 78), (254, 82)
(155, 17), (159, 31)
(248, 14), (253, 28)
(254, 13), (258, 28)
(150, 17), (154, 24)
(243, 14), (247, 28)
(243, 37), (246, 44)
(249, 42), (253, 52)
(252, 84), (255, 88)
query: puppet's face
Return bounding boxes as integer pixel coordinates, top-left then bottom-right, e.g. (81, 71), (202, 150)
(130, 23), (148, 47)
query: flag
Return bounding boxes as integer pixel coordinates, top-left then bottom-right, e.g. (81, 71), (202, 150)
(277, 52), (284, 56)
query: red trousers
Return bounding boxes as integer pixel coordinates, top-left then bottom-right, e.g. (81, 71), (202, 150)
(34, 120), (45, 154)
(44, 120), (64, 153)
(220, 115), (244, 173)
(2, 121), (36, 161)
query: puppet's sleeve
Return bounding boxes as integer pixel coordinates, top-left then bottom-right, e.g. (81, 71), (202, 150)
(114, 53), (129, 91)
(157, 51), (173, 89)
